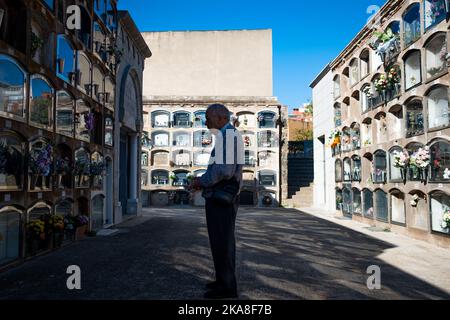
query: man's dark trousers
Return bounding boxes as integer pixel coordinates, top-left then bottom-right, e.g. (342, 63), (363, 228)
(205, 197), (239, 292)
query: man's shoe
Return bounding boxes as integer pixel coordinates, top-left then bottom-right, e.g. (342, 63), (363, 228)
(203, 288), (238, 300)
(205, 281), (219, 290)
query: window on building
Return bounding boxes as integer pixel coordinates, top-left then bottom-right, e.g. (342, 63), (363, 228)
(91, 195), (104, 231)
(424, 0), (447, 30)
(92, 66), (104, 102)
(245, 150), (256, 167)
(430, 191), (450, 234)
(341, 127), (351, 152)
(173, 131), (191, 147)
(405, 99), (424, 137)
(141, 152), (149, 167)
(172, 171), (190, 187)
(403, 4), (421, 47)
(350, 123), (361, 150)
(93, 22), (106, 56)
(242, 131), (255, 149)
(151, 170), (169, 185)
(353, 189), (362, 215)
(375, 189), (388, 222)
(258, 131), (278, 148)
(373, 150), (387, 184)
(141, 170), (148, 186)
(237, 112), (255, 128)
(91, 152), (104, 189)
(258, 151), (274, 168)
(362, 118), (372, 147)
(152, 111), (170, 128)
(333, 75), (341, 99)
(258, 170), (277, 186)
(152, 131), (169, 148)
(54, 144), (72, 189)
(334, 103), (342, 127)
(56, 35), (75, 83)
(193, 151), (210, 166)
(173, 111), (192, 128)
(258, 111), (276, 129)
(0, 132), (24, 190)
(430, 140), (450, 182)
(75, 100), (91, 143)
(193, 131), (213, 148)
(29, 75), (53, 129)
(342, 187), (352, 217)
(141, 131), (152, 149)
(352, 156), (362, 182)
(104, 116), (113, 146)
(152, 151), (169, 167)
(335, 159), (343, 182)
(349, 59), (359, 86)
(427, 86), (449, 129)
(361, 85), (371, 113)
(55, 199), (73, 218)
(336, 188), (343, 211)
(343, 158), (352, 182)
(194, 110), (207, 128)
(104, 77), (115, 110)
(56, 91), (74, 137)
(360, 49), (370, 79)
(77, 52), (91, 94)
(389, 147), (405, 182)
(406, 143), (425, 181)
(74, 148), (90, 188)
(29, 139), (53, 190)
(404, 50), (422, 90)
(0, 56), (26, 119)
(363, 189), (374, 218)
(173, 150), (191, 167)
(425, 33), (447, 79)
(391, 190), (406, 225)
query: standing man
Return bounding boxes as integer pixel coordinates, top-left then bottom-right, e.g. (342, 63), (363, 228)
(190, 104), (244, 299)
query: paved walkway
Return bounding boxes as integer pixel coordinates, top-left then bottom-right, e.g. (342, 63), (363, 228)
(0, 207), (449, 300)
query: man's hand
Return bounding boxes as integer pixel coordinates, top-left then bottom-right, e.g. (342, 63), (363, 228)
(188, 177), (202, 191)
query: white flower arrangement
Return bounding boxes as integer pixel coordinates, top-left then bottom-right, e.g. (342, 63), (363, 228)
(441, 209), (450, 229)
(393, 150), (409, 168)
(410, 194), (420, 207)
(444, 168), (450, 180)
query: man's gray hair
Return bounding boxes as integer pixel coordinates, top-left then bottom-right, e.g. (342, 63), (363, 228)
(207, 104), (231, 121)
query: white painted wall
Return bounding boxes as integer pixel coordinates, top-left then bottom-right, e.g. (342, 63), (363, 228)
(312, 70), (336, 213)
(141, 30), (273, 97)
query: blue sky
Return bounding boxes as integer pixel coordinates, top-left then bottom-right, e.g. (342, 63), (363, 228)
(119, 0), (386, 111)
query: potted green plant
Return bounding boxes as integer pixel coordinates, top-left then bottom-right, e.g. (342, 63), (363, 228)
(31, 32), (44, 58)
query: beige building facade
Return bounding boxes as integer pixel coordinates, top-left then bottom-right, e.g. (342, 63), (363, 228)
(328, 0), (450, 247)
(141, 30), (288, 207)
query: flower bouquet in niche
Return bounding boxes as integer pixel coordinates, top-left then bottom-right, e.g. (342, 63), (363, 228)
(441, 209), (450, 230)
(387, 68), (401, 93)
(73, 158), (90, 187)
(84, 112), (95, 131)
(410, 147), (430, 183)
(375, 75), (389, 100)
(29, 143), (53, 189)
(26, 220), (45, 255)
(50, 215), (65, 247)
(55, 157), (72, 188)
(393, 150), (409, 183)
(75, 215), (89, 240)
(90, 160), (106, 187)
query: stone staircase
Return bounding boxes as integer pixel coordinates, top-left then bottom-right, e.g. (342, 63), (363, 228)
(286, 183), (314, 208)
